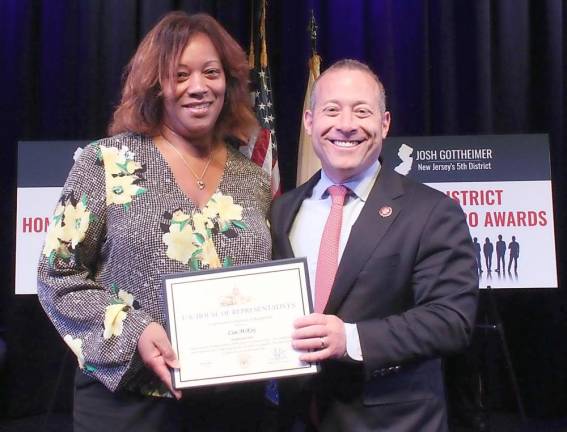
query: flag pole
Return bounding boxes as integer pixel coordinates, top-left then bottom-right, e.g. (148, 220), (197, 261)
(244, 0), (282, 197)
(296, 10), (322, 186)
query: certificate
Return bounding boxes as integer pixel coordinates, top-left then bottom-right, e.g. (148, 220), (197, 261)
(162, 258), (318, 389)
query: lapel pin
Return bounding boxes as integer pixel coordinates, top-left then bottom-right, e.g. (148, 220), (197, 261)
(378, 206), (393, 218)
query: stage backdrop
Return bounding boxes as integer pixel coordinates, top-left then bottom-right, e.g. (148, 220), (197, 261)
(17, 134), (557, 294)
(381, 134), (557, 289)
(3, 0), (566, 420)
(16, 141), (88, 294)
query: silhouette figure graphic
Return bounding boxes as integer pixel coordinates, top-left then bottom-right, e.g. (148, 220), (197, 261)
(472, 237), (482, 274)
(508, 236), (520, 273)
(483, 237), (493, 272)
(495, 234), (506, 273)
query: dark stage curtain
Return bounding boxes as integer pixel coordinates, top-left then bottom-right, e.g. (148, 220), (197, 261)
(1, 0), (566, 421)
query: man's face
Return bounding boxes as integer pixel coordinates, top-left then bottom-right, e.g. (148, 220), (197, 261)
(304, 68), (390, 183)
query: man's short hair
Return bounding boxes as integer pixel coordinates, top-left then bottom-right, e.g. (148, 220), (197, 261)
(310, 59), (387, 114)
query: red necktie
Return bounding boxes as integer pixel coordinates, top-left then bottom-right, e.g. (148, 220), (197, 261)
(314, 185), (348, 313)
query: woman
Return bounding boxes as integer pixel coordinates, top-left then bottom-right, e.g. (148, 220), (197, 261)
(37, 11), (272, 431)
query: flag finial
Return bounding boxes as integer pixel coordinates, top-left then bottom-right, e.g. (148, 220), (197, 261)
(307, 9), (318, 56)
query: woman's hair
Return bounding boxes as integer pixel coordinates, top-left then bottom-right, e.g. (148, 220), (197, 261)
(108, 11), (258, 141)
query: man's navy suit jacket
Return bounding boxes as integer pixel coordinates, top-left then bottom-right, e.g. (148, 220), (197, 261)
(270, 166), (479, 432)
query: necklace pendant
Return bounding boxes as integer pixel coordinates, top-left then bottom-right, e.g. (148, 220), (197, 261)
(162, 137), (214, 191)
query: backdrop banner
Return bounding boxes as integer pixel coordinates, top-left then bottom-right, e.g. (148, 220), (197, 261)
(16, 140), (89, 294)
(381, 134), (557, 289)
(16, 135), (557, 293)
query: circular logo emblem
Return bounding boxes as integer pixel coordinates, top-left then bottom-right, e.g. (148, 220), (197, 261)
(378, 206), (393, 218)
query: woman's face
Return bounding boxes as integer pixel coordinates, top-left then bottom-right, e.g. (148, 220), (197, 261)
(162, 33), (226, 143)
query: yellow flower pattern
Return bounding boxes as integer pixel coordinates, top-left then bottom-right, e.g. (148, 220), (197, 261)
(103, 303), (128, 339)
(162, 222), (198, 264)
(59, 199), (91, 248)
(103, 288), (135, 340)
(106, 174), (144, 206)
(43, 195), (91, 265)
(192, 212), (210, 237)
(161, 192), (247, 269)
(43, 204), (66, 256)
(36, 136), (272, 397)
(201, 238), (221, 269)
(99, 145), (142, 176)
(203, 192), (244, 229)
(98, 144), (146, 208)
(118, 289), (134, 307)
(63, 334), (85, 369)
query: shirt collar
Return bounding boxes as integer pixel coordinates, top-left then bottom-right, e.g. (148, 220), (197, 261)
(314, 159), (381, 202)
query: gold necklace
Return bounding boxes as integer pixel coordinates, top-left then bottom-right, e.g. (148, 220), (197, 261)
(164, 138), (214, 190)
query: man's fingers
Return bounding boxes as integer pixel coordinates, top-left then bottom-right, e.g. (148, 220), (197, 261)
(292, 337), (324, 351)
(292, 325), (326, 340)
(294, 313), (326, 328)
(291, 314), (347, 360)
(299, 350), (329, 363)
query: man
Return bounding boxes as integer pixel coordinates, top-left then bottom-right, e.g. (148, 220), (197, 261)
(508, 236), (520, 273)
(495, 234), (506, 273)
(270, 59), (478, 431)
(473, 237), (483, 274)
(483, 237), (493, 272)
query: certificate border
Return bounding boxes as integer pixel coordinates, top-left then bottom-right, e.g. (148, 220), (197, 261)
(161, 258), (318, 389)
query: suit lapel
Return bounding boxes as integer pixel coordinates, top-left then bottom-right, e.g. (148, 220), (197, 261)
(324, 167), (405, 314)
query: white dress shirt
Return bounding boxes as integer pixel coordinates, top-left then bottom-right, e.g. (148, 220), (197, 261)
(289, 160), (381, 360)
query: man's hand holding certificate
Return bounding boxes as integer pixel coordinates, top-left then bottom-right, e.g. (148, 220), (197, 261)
(162, 258), (318, 389)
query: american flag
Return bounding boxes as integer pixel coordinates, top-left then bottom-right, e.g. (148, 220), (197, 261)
(246, 0), (282, 407)
(241, 0), (281, 198)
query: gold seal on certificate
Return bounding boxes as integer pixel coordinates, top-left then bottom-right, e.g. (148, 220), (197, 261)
(162, 258), (318, 389)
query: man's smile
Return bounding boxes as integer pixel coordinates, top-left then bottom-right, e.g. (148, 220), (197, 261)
(328, 139), (363, 148)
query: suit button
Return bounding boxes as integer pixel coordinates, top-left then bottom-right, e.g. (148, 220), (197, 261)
(371, 370), (381, 378)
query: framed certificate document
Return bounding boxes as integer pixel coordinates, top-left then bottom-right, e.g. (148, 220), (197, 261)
(162, 258), (319, 389)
